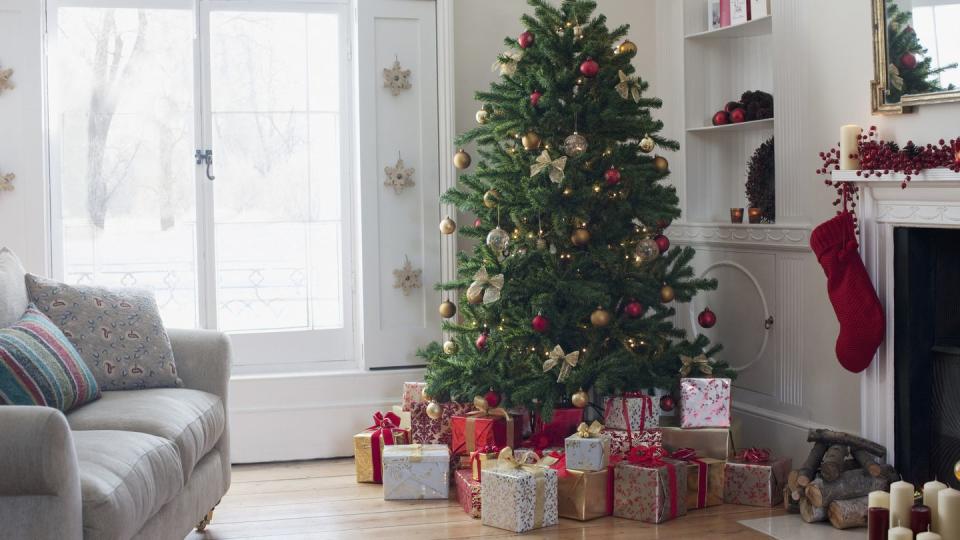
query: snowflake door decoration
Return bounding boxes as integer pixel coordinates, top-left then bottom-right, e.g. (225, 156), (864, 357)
(383, 60), (411, 96)
(0, 172), (14, 192)
(393, 256), (422, 296)
(0, 66), (13, 95)
(384, 157), (415, 194)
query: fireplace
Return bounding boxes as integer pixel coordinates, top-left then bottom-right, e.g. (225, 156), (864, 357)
(893, 227), (960, 487)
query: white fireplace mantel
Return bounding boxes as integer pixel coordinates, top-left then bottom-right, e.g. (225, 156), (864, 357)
(832, 168), (960, 462)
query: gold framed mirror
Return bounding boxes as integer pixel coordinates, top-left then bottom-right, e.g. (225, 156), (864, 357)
(872, 0), (960, 114)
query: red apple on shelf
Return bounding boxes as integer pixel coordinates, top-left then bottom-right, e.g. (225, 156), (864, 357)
(730, 108), (747, 123)
(712, 110), (730, 126)
(724, 101), (743, 113)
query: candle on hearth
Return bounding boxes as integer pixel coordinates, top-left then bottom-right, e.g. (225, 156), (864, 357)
(870, 507), (891, 540)
(871, 490), (891, 509)
(730, 208), (744, 223)
(890, 481), (914, 529)
(840, 124), (862, 169)
(747, 207), (762, 224)
(939, 488), (960, 540)
(888, 524), (912, 540)
(917, 530), (942, 540)
(912, 505), (932, 535)
(924, 480), (947, 532)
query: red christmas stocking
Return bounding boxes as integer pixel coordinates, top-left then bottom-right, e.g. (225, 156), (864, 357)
(810, 211), (885, 373)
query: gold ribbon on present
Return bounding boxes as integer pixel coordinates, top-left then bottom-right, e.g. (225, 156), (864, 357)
(406, 443), (423, 463)
(497, 447), (548, 529)
(679, 354), (713, 377)
(463, 396), (515, 453)
(615, 70), (641, 103)
(530, 150), (567, 184)
(466, 268), (504, 305)
(542, 345), (579, 382)
(575, 420), (604, 438)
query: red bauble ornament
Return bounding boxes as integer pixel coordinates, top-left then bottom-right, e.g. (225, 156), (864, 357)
(530, 90), (542, 107)
(579, 57), (600, 78)
(474, 218), (482, 227)
(656, 218), (671, 231)
(624, 301), (644, 319)
(484, 390), (501, 408)
(698, 307), (717, 328)
(518, 31), (535, 49)
(475, 332), (488, 351)
(531, 314), (550, 333)
(712, 110), (730, 126)
(654, 234), (670, 253)
(659, 395), (675, 412)
(730, 108), (746, 123)
(900, 52), (918, 70)
(604, 167), (622, 186)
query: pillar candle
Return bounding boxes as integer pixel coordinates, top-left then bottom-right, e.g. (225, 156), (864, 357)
(939, 488), (960, 540)
(890, 481), (914, 529)
(888, 524), (913, 539)
(870, 507), (891, 540)
(912, 505), (932, 535)
(840, 124), (862, 169)
(917, 531), (942, 540)
(871, 490), (891, 509)
(924, 480), (947, 532)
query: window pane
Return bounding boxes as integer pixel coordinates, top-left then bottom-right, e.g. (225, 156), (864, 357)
(210, 11), (345, 333)
(55, 7), (198, 328)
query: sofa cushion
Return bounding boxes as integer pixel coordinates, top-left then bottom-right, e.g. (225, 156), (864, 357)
(74, 430), (183, 540)
(0, 248), (28, 328)
(67, 388), (224, 482)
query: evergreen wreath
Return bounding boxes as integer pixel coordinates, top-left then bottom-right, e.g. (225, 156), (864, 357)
(746, 137), (775, 223)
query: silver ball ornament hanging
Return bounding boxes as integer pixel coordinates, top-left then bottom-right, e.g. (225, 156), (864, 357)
(635, 238), (661, 264)
(486, 227), (510, 255)
(562, 132), (588, 157)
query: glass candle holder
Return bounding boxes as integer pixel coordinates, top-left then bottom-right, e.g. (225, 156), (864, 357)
(747, 208), (762, 224)
(730, 208), (744, 223)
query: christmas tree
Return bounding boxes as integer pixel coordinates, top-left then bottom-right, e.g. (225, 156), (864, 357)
(885, 0), (957, 103)
(420, 0), (732, 420)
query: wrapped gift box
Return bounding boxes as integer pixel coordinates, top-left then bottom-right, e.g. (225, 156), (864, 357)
(410, 401), (474, 446)
(558, 468), (609, 521)
(354, 412), (409, 484)
(564, 422), (610, 472)
(481, 450), (559, 533)
(602, 427), (662, 458)
(458, 446), (501, 481)
(454, 469), (482, 518)
(604, 393), (658, 432)
(613, 453), (687, 523)
(670, 450), (725, 509)
(402, 382), (427, 411)
(450, 411), (522, 455)
(680, 378), (732, 429)
(532, 408), (584, 447)
(391, 405), (411, 430)
(661, 427), (735, 460)
(382, 444), (450, 500)
(723, 450), (792, 507)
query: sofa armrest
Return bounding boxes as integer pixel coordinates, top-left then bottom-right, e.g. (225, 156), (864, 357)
(0, 406), (79, 496)
(168, 328), (232, 402)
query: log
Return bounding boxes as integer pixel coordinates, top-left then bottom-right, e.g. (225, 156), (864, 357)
(828, 496), (869, 529)
(805, 469), (890, 508)
(788, 470), (800, 491)
(807, 429), (886, 458)
(797, 442), (828, 487)
(852, 447), (884, 477)
(783, 487), (800, 514)
(800, 496), (828, 523)
(820, 444), (849, 482)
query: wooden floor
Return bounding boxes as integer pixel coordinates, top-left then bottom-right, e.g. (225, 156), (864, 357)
(186, 458), (784, 540)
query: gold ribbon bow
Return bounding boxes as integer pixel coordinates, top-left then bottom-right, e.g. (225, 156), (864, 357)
(496, 447), (548, 528)
(491, 50), (523, 76)
(888, 63), (904, 91)
(530, 150), (567, 184)
(615, 70), (641, 103)
(542, 345), (580, 382)
(679, 354), (714, 377)
(467, 268), (504, 305)
(576, 420), (604, 438)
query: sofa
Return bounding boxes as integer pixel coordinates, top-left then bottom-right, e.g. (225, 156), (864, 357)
(0, 327), (232, 540)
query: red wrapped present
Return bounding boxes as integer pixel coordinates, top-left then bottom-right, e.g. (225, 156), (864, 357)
(670, 448), (724, 509)
(454, 469), (482, 518)
(723, 448), (792, 507)
(613, 445), (687, 524)
(532, 407), (584, 447)
(602, 427), (662, 458)
(410, 401), (474, 446)
(450, 397), (522, 455)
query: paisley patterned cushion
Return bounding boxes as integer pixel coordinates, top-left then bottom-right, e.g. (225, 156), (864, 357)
(25, 274), (182, 390)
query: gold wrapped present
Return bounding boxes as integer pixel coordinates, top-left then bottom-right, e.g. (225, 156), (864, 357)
(558, 468), (610, 521)
(354, 411), (409, 483)
(661, 427), (735, 460)
(669, 448), (725, 509)
(391, 405), (411, 430)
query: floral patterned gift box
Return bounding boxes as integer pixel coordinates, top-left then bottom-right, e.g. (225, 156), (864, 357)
(602, 427), (662, 458)
(454, 469), (482, 518)
(603, 392), (658, 432)
(680, 378), (732, 429)
(723, 448), (792, 507)
(564, 421), (610, 472)
(481, 448), (559, 533)
(409, 401), (474, 446)
(382, 444), (450, 500)
(613, 446), (688, 524)
(353, 411), (409, 484)
(401, 382), (427, 411)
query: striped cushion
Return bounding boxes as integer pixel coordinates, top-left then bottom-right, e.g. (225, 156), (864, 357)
(0, 304), (100, 412)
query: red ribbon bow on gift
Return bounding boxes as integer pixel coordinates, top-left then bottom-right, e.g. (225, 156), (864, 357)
(625, 445), (680, 520)
(671, 447), (709, 509)
(367, 411), (405, 483)
(736, 447), (771, 463)
(543, 451), (571, 478)
(369, 411), (401, 431)
(469, 444), (502, 483)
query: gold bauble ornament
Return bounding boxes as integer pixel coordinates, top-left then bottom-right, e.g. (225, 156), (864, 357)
(660, 284), (676, 303)
(590, 307), (611, 327)
(618, 39), (638, 56)
(438, 300), (457, 318)
(483, 189), (500, 208)
(443, 340), (459, 355)
(639, 135), (655, 153)
(425, 400), (443, 420)
(521, 131), (541, 151)
(421, 387), (432, 401)
(439, 216), (457, 235)
(955, 459), (960, 481)
(634, 238), (660, 264)
(571, 228), (591, 246)
(476, 109), (489, 124)
(653, 155), (669, 174)
(467, 286), (484, 305)
(571, 389), (589, 408)
(453, 149), (472, 170)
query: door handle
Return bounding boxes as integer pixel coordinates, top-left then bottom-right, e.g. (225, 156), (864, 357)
(764, 316), (775, 330)
(195, 149), (215, 181)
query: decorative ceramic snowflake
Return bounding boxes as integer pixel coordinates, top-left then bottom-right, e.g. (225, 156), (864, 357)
(384, 158), (415, 194)
(0, 172), (14, 192)
(383, 60), (411, 96)
(392, 257), (422, 296)
(0, 67), (13, 94)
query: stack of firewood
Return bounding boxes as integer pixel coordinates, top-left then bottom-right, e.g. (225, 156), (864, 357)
(784, 429), (897, 530)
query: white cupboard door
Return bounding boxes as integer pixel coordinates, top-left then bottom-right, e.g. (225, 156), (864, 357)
(357, 0), (441, 369)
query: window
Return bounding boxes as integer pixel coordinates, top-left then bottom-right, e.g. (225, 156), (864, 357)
(48, 0), (354, 373)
